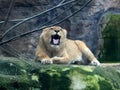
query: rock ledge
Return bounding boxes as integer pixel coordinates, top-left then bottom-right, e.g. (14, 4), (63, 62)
(0, 57), (120, 90)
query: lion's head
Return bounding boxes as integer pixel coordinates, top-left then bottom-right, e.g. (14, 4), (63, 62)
(40, 26), (67, 48)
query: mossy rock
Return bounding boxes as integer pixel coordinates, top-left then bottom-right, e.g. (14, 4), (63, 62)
(0, 57), (120, 90)
(100, 14), (120, 62)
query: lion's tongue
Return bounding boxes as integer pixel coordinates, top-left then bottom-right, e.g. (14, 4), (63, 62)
(53, 39), (59, 45)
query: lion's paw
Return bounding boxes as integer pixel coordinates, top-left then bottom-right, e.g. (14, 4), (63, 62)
(90, 60), (100, 66)
(52, 57), (61, 64)
(41, 59), (53, 64)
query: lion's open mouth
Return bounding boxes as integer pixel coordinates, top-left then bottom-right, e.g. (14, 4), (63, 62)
(50, 34), (61, 45)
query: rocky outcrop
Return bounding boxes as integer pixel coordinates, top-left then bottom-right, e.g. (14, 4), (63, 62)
(0, 57), (120, 90)
(0, 0), (120, 59)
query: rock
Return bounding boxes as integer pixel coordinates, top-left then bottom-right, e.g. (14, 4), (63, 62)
(98, 14), (120, 62)
(0, 0), (120, 59)
(0, 57), (120, 90)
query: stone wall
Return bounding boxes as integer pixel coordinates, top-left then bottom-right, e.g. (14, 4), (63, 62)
(0, 0), (120, 59)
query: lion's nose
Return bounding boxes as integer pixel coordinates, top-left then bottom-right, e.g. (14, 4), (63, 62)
(54, 30), (59, 33)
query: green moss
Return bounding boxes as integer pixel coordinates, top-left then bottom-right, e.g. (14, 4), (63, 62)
(85, 75), (100, 90)
(99, 80), (115, 90)
(76, 66), (120, 90)
(0, 57), (40, 90)
(0, 74), (31, 90)
(68, 66), (115, 90)
(0, 57), (120, 90)
(39, 68), (71, 90)
(31, 74), (39, 82)
(80, 66), (94, 72)
(93, 67), (120, 89)
(85, 74), (116, 90)
(100, 14), (120, 62)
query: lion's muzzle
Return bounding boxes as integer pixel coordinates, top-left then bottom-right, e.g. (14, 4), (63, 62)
(50, 34), (61, 45)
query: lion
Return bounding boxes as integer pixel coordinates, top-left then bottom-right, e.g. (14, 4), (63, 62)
(35, 26), (100, 66)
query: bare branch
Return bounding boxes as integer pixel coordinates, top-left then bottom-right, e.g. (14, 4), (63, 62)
(0, 0), (92, 46)
(0, 19), (25, 24)
(0, 0), (15, 32)
(11, 0), (79, 41)
(37, 0), (80, 28)
(2, 0), (76, 38)
(58, 0), (66, 5)
(0, 44), (20, 57)
(0, 0), (66, 24)
(53, 0), (93, 25)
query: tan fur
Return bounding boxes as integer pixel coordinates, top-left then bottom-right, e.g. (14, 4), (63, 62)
(35, 26), (100, 66)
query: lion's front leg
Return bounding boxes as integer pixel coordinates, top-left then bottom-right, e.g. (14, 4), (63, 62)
(41, 58), (53, 64)
(90, 59), (100, 66)
(35, 55), (53, 64)
(52, 56), (69, 64)
(51, 50), (70, 64)
(35, 46), (53, 64)
(75, 41), (100, 66)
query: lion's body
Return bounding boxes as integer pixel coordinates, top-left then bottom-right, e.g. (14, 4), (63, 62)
(35, 26), (100, 65)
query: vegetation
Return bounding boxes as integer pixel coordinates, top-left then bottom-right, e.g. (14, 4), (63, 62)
(0, 57), (120, 90)
(100, 14), (120, 62)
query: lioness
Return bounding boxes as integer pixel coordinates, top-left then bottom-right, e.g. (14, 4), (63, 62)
(35, 26), (100, 66)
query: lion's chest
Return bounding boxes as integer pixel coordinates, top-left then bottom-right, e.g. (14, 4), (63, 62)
(46, 49), (63, 58)
(46, 45), (64, 57)
(50, 53), (62, 58)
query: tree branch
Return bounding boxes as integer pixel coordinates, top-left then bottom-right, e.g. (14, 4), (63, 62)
(13, 0), (79, 40)
(0, 0), (15, 32)
(0, 0), (92, 46)
(37, 0), (80, 28)
(0, 19), (25, 24)
(2, 0), (76, 38)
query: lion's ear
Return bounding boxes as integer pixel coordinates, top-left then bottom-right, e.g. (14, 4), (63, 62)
(43, 28), (48, 31)
(62, 29), (67, 36)
(40, 27), (48, 38)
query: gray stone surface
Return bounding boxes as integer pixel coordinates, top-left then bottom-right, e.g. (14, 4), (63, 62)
(0, 0), (120, 59)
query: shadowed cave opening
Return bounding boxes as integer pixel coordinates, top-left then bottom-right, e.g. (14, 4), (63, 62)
(99, 14), (120, 62)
